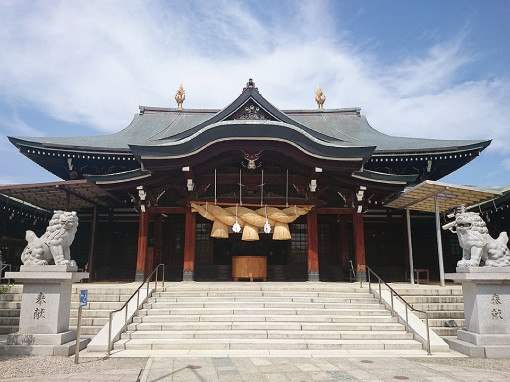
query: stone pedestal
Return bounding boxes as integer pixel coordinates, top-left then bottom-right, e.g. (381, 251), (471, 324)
(445, 267), (510, 358)
(2, 265), (89, 356)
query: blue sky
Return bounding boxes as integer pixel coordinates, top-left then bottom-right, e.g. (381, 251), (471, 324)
(0, 0), (509, 186)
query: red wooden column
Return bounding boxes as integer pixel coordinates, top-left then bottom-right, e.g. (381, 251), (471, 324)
(307, 209), (319, 282)
(353, 212), (366, 272)
(183, 206), (196, 281)
(338, 215), (350, 270)
(135, 211), (149, 282)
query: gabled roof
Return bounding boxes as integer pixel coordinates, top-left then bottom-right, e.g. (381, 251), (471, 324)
(162, 84), (340, 143)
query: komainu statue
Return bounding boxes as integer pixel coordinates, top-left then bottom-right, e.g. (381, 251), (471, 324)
(442, 211), (510, 267)
(21, 210), (79, 266)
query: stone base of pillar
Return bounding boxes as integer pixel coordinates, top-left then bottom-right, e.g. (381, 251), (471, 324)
(446, 330), (510, 358)
(445, 267), (510, 358)
(134, 270), (145, 282)
(307, 270), (319, 282)
(3, 265), (89, 356)
(3, 331), (89, 356)
(183, 270), (194, 282)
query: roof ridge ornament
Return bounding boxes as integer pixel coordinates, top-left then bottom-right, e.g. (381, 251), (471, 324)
(175, 84), (185, 110)
(242, 78), (258, 92)
(236, 104), (266, 120)
(315, 86), (326, 111)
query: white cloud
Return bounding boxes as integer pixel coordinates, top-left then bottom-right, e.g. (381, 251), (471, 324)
(0, 0), (508, 163)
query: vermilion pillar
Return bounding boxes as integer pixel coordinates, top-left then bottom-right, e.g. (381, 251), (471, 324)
(353, 212), (366, 272)
(307, 209), (319, 282)
(183, 207), (196, 281)
(135, 211), (149, 281)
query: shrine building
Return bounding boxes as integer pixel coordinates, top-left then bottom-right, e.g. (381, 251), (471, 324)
(0, 79), (491, 282)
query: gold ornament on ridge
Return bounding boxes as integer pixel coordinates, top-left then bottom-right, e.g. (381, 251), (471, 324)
(315, 86), (326, 111)
(175, 84), (185, 110)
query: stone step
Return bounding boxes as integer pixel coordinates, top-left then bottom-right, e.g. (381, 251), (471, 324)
(0, 317), (19, 325)
(69, 309), (113, 318)
(404, 296), (463, 304)
(0, 294), (22, 302)
(121, 329), (413, 340)
(132, 313), (397, 323)
(70, 294), (134, 302)
(415, 310), (465, 319)
(154, 292), (370, 299)
(153, 290), (368, 297)
(149, 295), (376, 303)
(70, 301), (126, 310)
(0, 310), (20, 317)
(69, 317), (109, 327)
(134, 307), (389, 316)
(70, 287), (139, 295)
(433, 327), (461, 336)
(428, 318), (465, 327)
(0, 302), (21, 309)
(113, 338), (424, 351)
(388, 287), (462, 296)
(408, 303), (464, 311)
(0, 325), (18, 334)
(127, 321), (405, 332)
(69, 325), (102, 335)
(142, 301), (383, 310)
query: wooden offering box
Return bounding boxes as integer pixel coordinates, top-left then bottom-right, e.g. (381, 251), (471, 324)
(232, 256), (267, 281)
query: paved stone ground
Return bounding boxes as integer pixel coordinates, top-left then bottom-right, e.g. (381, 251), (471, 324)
(140, 357), (510, 382)
(3, 355), (507, 382)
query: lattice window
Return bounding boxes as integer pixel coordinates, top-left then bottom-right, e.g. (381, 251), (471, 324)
(290, 223), (307, 264)
(195, 223), (212, 264)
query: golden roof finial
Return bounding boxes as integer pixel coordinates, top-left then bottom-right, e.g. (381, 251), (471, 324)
(315, 86), (326, 111)
(175, 84), (185, 110)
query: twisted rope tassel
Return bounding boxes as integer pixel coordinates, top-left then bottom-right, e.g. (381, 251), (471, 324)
(190, 202), (312, 241)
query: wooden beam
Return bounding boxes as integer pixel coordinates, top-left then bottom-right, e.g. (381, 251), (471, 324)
(147, 207), (187, 214)
(317, 207), (355, 215)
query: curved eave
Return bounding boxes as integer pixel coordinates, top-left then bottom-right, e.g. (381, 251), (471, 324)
(8, 137), (132, 154)
(352, 170), (418, 185)
(84, 169), (151, 185)
(165, 87), (340, 143)
(129, 121), (376, 162)
(373, 139), (491, 156)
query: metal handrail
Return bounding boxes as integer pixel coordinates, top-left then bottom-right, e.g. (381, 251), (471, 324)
(107, 264), (165, 355)
(0, 263), (14, 286)
(359, 264), (431, 355)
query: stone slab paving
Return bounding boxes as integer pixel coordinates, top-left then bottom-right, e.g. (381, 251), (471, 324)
(138, 356), (510, 382)
(1, 355), (510, 381)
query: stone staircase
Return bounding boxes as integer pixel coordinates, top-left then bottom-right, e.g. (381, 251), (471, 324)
(0, 284), (139, 336)
(113, 283), (429, 355)
(69, 285), (140, 335)
(0, 285), (22, 334)
(391, 284), (465, 337)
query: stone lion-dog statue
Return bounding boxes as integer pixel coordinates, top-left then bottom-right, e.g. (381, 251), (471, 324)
(21, 210), (79, 266)
(443, 211), (510, 267)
